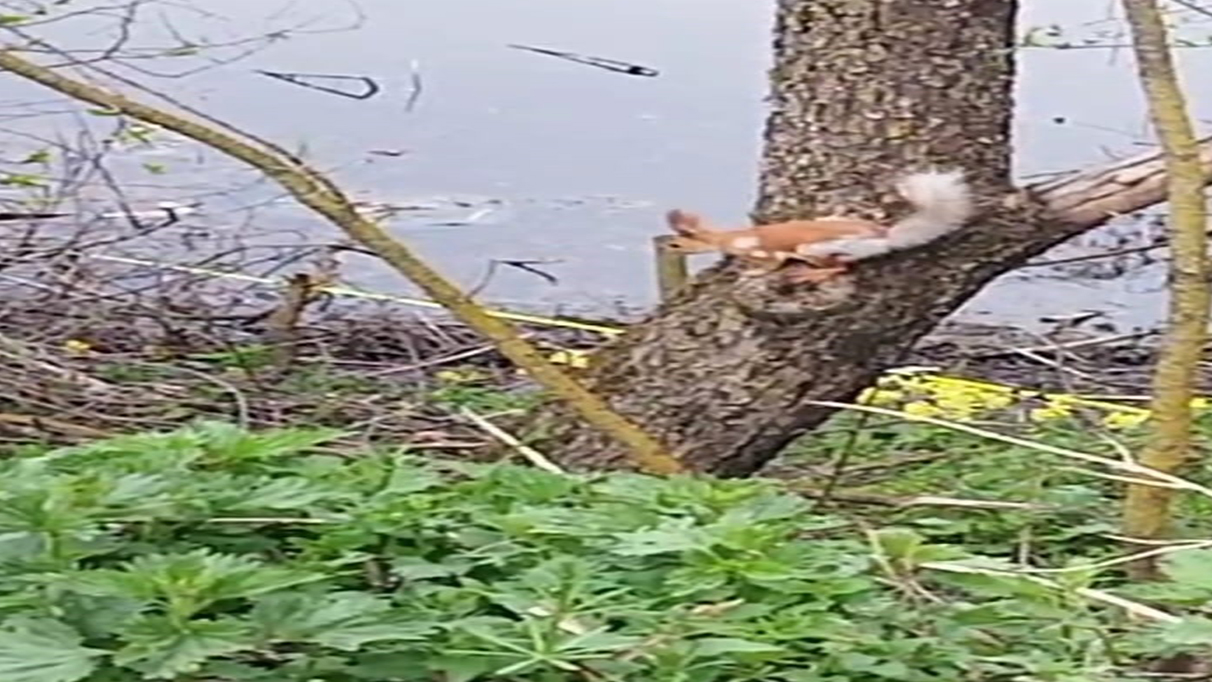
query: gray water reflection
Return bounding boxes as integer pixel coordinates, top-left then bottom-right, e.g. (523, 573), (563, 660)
(8, 0), (1211, 331)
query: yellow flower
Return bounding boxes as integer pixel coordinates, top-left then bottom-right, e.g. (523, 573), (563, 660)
(1102, 411), (1149, 430)
(933, 395), (980, 421)
(980, 391), (1015, 410)
(902, 401), (944, 419)
(435, 368), (486, 384)
(876, 374), (910, 389)
(63, 339), (92, 356)
(549, 349), (590, 369)
(912, 376), (1026, 420)
(857, 387), (905, 406)
(895, 377), (931, 393)
(1028, 397), (1074, 422)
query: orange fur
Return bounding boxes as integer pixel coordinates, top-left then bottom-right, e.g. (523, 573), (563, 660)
(662, 169), (973, 285)
(664, 209), (886, 281)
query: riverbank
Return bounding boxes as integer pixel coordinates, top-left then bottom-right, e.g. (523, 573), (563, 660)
(0, 284), (1174, 457)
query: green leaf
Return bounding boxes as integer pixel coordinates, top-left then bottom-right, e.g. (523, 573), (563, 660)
(189, 422), (346, 464)
(391, 556), (471, 580)
(554, 628), (644, 656)
(376, 465), (446, 495)
(689, 637), (786, 657)
(251, 591), (437, 651)
(70, 550), (324, 616)
(113, 615), (253, 679)
(345, 652), (431, 680)
(0, 618), (104, 682)
(610, 519), (714, 556)
(163, 45), (201, 57)
(194, 659), (277, 681)
(424, 654), (505, 682)
(869, 528), (925, 560)
(0, 173), (46, 188)
(224, 476), (333, 510)
(1155, 617), (1212, 646)
(55, 594), (144, 641)
(20, 150), (51, 164)
(1160, 549), (1212, 591)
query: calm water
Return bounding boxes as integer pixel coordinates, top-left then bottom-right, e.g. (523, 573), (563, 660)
(5, 0), (1212, 330)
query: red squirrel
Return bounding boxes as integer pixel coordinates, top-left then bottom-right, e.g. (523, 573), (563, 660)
(663, 169), (973, 283)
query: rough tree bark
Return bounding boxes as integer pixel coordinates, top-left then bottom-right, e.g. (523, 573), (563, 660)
(526, 0), (1211, 476)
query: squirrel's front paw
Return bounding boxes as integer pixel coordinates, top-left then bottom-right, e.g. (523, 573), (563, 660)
(781, 264), (848, 285)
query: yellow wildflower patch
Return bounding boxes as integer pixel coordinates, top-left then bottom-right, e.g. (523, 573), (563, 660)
(867, 372), (1030, 422)
(858, 368), (1212, 430)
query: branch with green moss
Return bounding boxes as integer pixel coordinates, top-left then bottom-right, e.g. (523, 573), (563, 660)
(1119, 0), (1210, 579)
(0, 47), (684, 475)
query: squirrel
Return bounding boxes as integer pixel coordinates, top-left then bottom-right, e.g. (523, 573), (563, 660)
(663, 169), (973, 284)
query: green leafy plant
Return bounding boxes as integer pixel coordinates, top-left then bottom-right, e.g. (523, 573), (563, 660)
(0, 421), (1195, 680)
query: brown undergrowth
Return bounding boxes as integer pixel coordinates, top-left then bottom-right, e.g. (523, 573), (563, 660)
(0, 291), (598, 452)
(0, 280), (1185, 452)
(0, 214), (1190, 457)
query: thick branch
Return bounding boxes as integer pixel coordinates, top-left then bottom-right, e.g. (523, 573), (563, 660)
(1030, 133), (1212, 228)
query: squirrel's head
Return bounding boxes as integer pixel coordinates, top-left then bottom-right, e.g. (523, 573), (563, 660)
(664, 209), (720, 253)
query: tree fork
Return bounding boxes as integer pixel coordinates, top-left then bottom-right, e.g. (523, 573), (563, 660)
(524, 0), (1212, 476)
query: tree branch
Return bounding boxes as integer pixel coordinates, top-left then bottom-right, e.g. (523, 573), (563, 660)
(0, 46), (685, 475)
(1029, 135), (1212, 228)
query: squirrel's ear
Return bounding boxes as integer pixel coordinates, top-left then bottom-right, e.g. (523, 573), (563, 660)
(666, 209), (705, 237)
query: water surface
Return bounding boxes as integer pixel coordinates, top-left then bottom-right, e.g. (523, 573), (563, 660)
(5, 0), (1211, 331)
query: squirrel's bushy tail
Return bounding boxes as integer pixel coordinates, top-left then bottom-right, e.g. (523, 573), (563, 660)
(887, 169), (973, 250)
(798, 169), (973, 261)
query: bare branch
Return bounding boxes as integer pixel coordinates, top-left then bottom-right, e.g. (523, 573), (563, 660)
(0, 46), (685, 474)
(1029, 135), (1212, 228)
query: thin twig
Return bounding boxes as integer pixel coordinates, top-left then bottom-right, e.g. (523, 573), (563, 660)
(806, 400), (1212, 499)
(460, 407), (565, 474)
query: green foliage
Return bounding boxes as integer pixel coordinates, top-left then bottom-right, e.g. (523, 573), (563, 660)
(184, 345), (277, 371)
(426, 367), (539, 413)
(786, 399), (1212, 565)
(0, 421), (1202, 681)
(0, 618), (104, 682)
(788, 413), (1120, 559)
(0, 173), (47, 187)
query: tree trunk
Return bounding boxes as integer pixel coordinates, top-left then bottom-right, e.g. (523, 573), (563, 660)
(1118, 0), (1209, 580)
(523, 0), (1197, 476)
(754, 0), (1015, 222)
